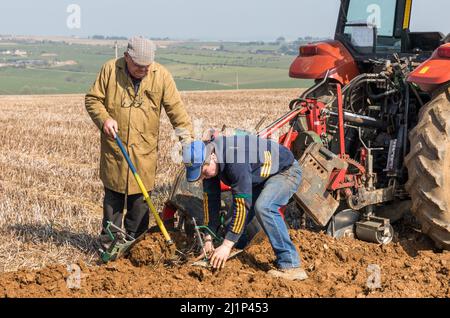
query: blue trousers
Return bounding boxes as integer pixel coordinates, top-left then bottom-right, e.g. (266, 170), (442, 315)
(237, 160), (302, 269)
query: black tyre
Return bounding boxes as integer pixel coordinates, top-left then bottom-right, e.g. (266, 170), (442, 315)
(405, 84), (450, 249)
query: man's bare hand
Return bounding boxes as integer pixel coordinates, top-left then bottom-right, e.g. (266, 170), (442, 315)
(103, 118), (118, 139)
(210, 239), (234, 269)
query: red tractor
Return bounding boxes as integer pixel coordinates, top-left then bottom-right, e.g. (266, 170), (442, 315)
(164, 0), (450, 249)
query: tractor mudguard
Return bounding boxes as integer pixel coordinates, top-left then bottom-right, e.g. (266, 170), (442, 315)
(289, 40), (359, 85)
(408, 43), (450, 92)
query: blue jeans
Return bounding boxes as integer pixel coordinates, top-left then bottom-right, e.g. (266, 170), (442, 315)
(237, 160), (302, 269)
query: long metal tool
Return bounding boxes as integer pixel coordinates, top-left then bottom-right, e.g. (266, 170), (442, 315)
(190, 218), (243, 268)
(115, 134), (174, 246)
(192, 217), (207, 261)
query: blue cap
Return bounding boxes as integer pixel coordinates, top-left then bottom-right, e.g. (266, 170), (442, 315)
(182, 141), (207, 182)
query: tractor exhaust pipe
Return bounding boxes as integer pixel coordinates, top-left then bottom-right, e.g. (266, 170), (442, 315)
(327, 110), (386, 129)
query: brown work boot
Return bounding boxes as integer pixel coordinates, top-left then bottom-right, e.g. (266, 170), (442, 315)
(267, 267), (308, 281)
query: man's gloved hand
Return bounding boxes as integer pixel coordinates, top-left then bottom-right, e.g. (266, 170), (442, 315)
(210, 239), (234, 269)
(103, 118), (118, 139)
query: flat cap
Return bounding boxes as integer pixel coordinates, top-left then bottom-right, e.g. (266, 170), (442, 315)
(126, 36), (156, 66)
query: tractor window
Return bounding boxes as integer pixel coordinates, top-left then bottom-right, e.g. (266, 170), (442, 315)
(346, 0), (397, 37)
(343, 0), (401, 54)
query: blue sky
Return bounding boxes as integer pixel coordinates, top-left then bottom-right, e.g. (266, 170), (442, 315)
(0, 0), (448, 41)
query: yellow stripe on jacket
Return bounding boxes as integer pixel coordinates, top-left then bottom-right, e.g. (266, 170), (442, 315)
(232, 198), (247, 234)
(237, 198), (247, 233)
(260, 151), (272, 178)
(231, 197), (241, 233)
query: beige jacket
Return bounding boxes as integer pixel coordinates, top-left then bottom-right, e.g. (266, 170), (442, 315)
(85, 57), (193, 194)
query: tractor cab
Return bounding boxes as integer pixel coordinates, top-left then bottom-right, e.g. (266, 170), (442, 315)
(336, 0), (446, 58)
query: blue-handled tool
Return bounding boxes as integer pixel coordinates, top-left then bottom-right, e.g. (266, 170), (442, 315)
(99, 135), (175, 263)
(115, 134), (174, 246)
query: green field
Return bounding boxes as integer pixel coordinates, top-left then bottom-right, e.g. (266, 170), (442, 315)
(0, 40), (312, 94)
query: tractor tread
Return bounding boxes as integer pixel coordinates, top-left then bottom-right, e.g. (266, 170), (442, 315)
(405, 84), (450, 250)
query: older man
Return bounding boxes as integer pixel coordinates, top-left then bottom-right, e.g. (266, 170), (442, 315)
(85, 36), (193, 246)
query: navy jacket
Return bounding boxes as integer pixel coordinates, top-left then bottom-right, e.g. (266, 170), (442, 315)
(202, 135), (294, 243)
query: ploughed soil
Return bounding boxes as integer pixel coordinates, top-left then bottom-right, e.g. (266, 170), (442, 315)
(0, 215), (449, 298)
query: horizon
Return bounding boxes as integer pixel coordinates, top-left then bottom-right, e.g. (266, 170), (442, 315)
(0, 34), (331, 42)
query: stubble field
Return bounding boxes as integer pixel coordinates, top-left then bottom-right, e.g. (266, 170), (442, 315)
(0, 89), (448, 298)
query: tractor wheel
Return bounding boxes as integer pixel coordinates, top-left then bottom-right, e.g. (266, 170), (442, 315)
(405, 84), (450, 249)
